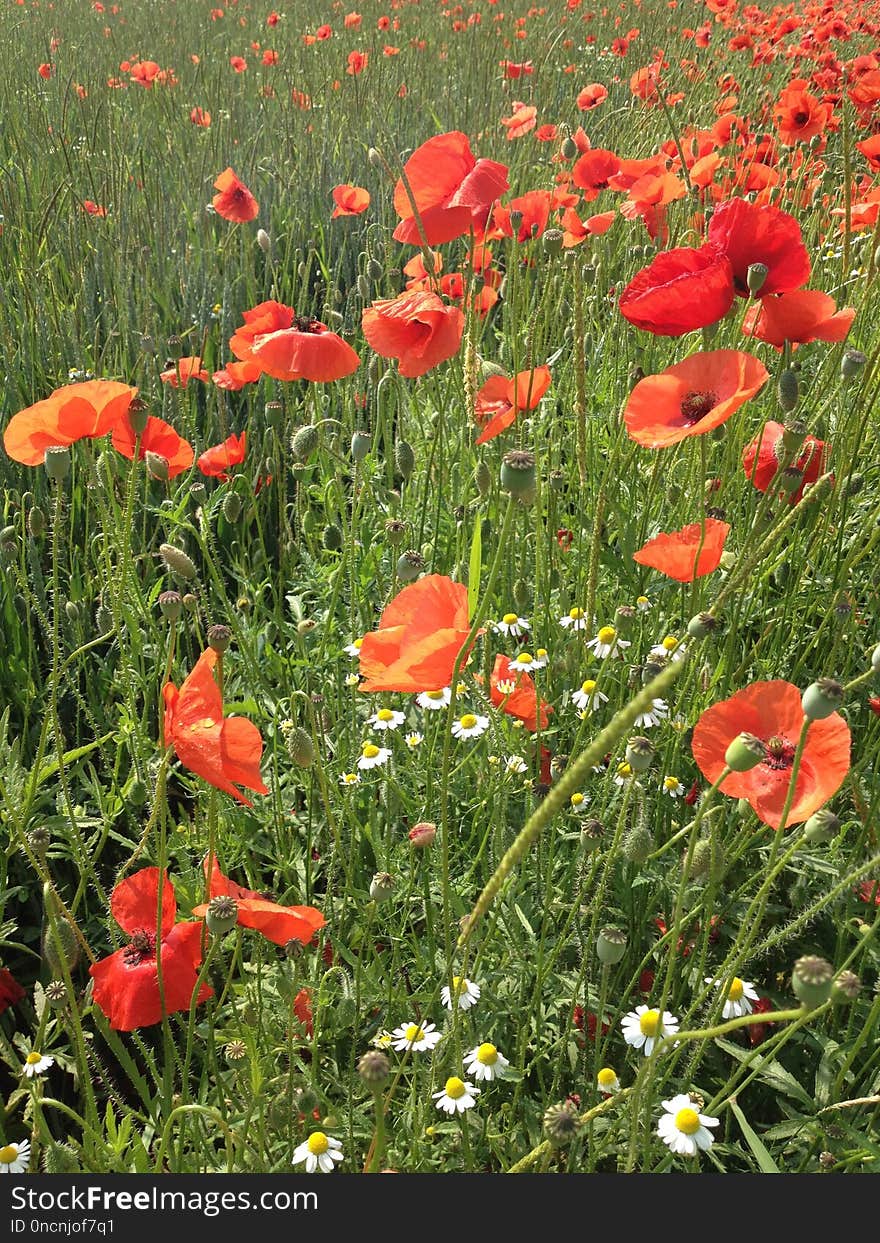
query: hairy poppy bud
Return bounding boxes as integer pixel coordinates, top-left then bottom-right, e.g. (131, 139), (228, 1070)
(560, 135), (578, 160)
(323, 523), (343, 552)
(395, 440), (415, 480)
(222, 492), (243, 523)
(596, 927), (627, 965)
(282, 722), (315, 768)
(42, 898), (80, 975)
(158, 590), (182, 621)
(256, 228), (271, 253)
(205, 895), (238, 936)
(160, 543), (197, 580)
(183, 592), (198, 612)
(65, 600), (81, 623)
(356, 273), (371, 302)
(475, 460), (491, 497)
(28, 506), (46, 538)
(146, 451), (169, 482)
(802, 678), (843, 720)
(44, 446), (71, 482)
(791, 954), (833, 1010)
(622, 822), (653, 863)
(367, 146), (383, 169)
(500, 449), (536, 503)
(746, 262), (768, 295)
(291, 424), (319, 463)
(725, 732), (765, 772)
(777, 368), (799, 413)
(369, 872), (395, 903)
(396, 550), (424, 582)
(366, 257), (384, 282)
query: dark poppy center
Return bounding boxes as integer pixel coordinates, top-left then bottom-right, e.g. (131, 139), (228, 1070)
(793, 110), (809, 126)
(293, 316), (323, 334)
(123, 929), (157, 965)
(764, 735), (795, 770)
(680, 390), (719, 425)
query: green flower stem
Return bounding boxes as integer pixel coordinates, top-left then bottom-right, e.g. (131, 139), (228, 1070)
(507, 1088), (631, 1173)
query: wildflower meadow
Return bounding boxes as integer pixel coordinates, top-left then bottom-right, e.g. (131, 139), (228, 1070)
(2, 0), (880, 1182)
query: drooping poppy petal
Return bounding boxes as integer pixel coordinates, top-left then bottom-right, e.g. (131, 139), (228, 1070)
(212, 360), (263, 391)
(707, 197), (810, 297)
(633, 519), (730, 582)
(212, 167), (259, 223)
(742, 290), (855, 350)
(358, 575), (473, 693)
(112, 413), (194, 478)
(474, 367), (552, 444)
(619, 244), (735, 336)
(198, 432), (247, 478)
(194, 856), (326, 947)
(392, 131), (509, 246)
(4, 381), (138, 466)
(362, 291), (464, 378)
(250, 319), (360, 381)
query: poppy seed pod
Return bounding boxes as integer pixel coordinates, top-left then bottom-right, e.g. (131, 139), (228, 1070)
(543, 1101), (579, 1147)
(44, 445), (71, 482)
(803, 807), (839, 844)
(160, 543), (197, 580)
(724, 731), (766, 772)
(580, 817), (604, 854)
(791, 954), (833, 1009)
(207, 624), (232, 654)
(369, 872), (395, 903)
(687, 612), (717, 640)
(500, 449), (536, 502)
(351, 431), (372, 463)
(840, 348), (866, 382)
(205, 895), (238, 936)
(127, 398), (150, 436)
(781, 420), (807, 455)
(777, 368), (799, 412)
(44, 980), (69, 1009)
(625, 736), (654, 773)
(183, 592), (198, 612)
(291, 424), (319, 463)
(543, 228), (564, 257)
(746, 262), (769, 296)
(831, 970), (860, 1004)
(802, 678), (843, 720)
(358, 1050), (390, 1086)
(384, 518), (407, 547)
(596, 926), (627, 965)
(779, 465), (803, 495)
(396, 550), (425, 582)
(158, 590), (182, 621)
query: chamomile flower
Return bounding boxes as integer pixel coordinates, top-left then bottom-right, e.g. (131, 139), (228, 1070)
(572, 679), (609, 712)
(621, 1005), (680, 1056)
(661, 775), (685, 798)
(417, 687), (451, 710)
(508, 652), (540, 675)
(291, 1132), (344, 1174)
(657, 1095), (719, 1157)
(405, 732), (424, 750)
(649, 635), (686, 662)
(494, 613), (530, 638)
(634, 698), (669, 729)
(368, 707), (405, 732)
(531, 648), (550, 670)
(706, 975), (760, 1019)
(464, 1042), (510, 1082)
(433, 1077), (480, 1114)
(586, 625), (631, 660)
(343, 637), (363, 658)
(504, 755), (528, 776)
(636, 595), (652, 612)
(441, 976), (481, 1011)
(344, 673), (360, 688)
(613, 762), (634, 786)
(22, 1051), (53, 1078)
(0, 1140), (30, 1174)
(371, 1029), (393, 1049)
(597, 1067), (621, 1095)
(357, 742), (391, 771)
(570, 791), (589, 812)
(451, 713), (489, 740)
(560, 606), (588, 631)
(338, 771), (361, 787)
(390, 1021), (442, 1052)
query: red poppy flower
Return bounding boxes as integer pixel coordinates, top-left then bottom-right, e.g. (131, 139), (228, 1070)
(619, 244), (734, 336)
(112, 413), (194, 478)
(857, 879), (880, 906)
(190, 106), (211, 127)
(250, 317), (361, 382)
(489, 654), (551, 731)
(88, 868), (211, 1031)
(160, 356), (209, 388)
(572, 148), (622, 199)
(212, 360), (263, 391)
(392, 131), (509, 246)
(741, 420), (827, 504)
(747, 996), (775, 1046)
(576, 82), (608, 110)
(331, 184), (370, 217)
(561, 208), (616, 247)
(633, 518), (730, 582)
(742, 290), (855, 350)
(293, 987), (314, 1035)
(361, 291), (463, 379)
(773, 79), (832, 146)
(489, 189), (552, 241)
(358, 575), (473, 693)
(82, 200), (107, 217)
(501, 103), (537, 139)
(212, 167), (259, 223)
(0, 968), (25, 1015)
(474, 366), (552, 444)
(193, 856), (325, 946)
(197, 432), (247, 479)
(855, 134), (880, 172)
(707, 197), (810, 297)
(346, 50), (368, 75)
(162, 649), (268, 806)
(692, 680), (850, 829)
(229, 56), (248, 73)
(38, 63), (53, 79)
(624, 349), (768, 448)
(229, 300), (294, 364)
(4, 380), (138, 466)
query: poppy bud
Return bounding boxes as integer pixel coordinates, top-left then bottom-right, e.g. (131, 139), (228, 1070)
(596, 926), (627, 965)
(183, 592), (198, 612)
(42, 901), (80, 976)
(351, 431), (372, 462)
(0, 526), (17, 559)
(500, 449), (537, 503)
(127, 398), (150, 436)
(367, 146), (383, 168)
(125, 777), (148, 807)
(356, 273), (371, 302)
(222, 492), (243, 523)
(291, 424), (319, 463)
(160, 543), (197, 580)
(158, 590), (182, 621)
(840, 348), (866, 383)
(803, 808), (839, 844)
(297, 618), (316, 635)
(396, 550), (424, 582)
(509, 209), (524, 234)
(208, 623), (232, 654)
(205, 895), (238, 936)
(65, 600), (81, 623)
(395, 440), (415, 480)
(777, 368), (799, 413)
(44, 446), (71, 482)
(145, 451), (169, 482)
(622, 822), (653, 863)
(28, 506), (46, 538)
(369, 872), (395, 902)
(625, 736), (654, 773)
(358, 1050), (390, 1086)
(408, 821), (436, 848)
(543, 1101), (579, 1147)
(543, 228), (564, 257)
(802, 678), (843, 720)
(475, 460), (491, 497)
(560, 135), (578, 160)
(256, 228), (271, 253)
(282, 722), (315, 768)
(687, 611), (717, 639)
(366, 258), (384, 282)
(791, 954), (833, 1009)
(831, 970), (860, 1004)
(323, 524), (343, 552)
(725, 731), (766, 772)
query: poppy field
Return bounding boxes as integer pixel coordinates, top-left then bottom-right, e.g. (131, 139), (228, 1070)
(2, 0), (880, 1178)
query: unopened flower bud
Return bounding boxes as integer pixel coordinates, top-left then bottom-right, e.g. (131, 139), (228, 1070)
(777, 368), (799, 413)
(395, 440), (415, 480)
(561, 135), (578, 160)
(205, 895), (238, 935)
(291, 424), (319, 463)
(28, 506), (46, 538)
(222, 492), (243, 523)
(366, 258), (384, 282)
(367, 146), (383, 168)
(622, 822), (653, 863)
(358, 1050), (390, 1086)
(256, 228), (271, 253)
(475, 460), (491, 497)
(746, 262), (769, 296)
(725, 732), (766, 772)
(297, 618), (316, 635)
(408, 821), (436, 848)
(282, 722), (315, 768)
(145, 451), (169, 481)
(801, 678), (843, 720)
(160, 543), (197, 580)
(322, 523), (343, 552)
(792, 954), (833, 1009)
(351, 431), (372, 462)
(369, 872), (395, 903)
(596, 926), (627, 965)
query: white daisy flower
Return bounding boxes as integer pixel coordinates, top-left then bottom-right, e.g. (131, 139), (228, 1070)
(22, 1051), (54, 1078)
(343, 638), (363, 658)
(634, 698), (669, 729)
(371, 1029), (393, 1049)
(636, 595), (652, 612)
(706, 975), (760, 1019)
(451, 713), (489, 740)
(613, 762), (634, 786)
(339, 771), (361, 787)
(504, 755), (528, 775)
(531, 647), (549, 669)
(621, 1005), (680, 1056)
(657, 1094), (719, 1157)
(649, 635), (686, 662)
(417, 687), (451, 710)
(0, 1140), (30, 1173)
(291, 1132), (344, 1174)
(441, 976), (481, 1011)
(586, 625), (631, 660)
(357, 742), (392, 771)
(494, 613), (530, 638)
(464, 1042), (510, 1082)
(508, 651), (540, 675)
(571, 678), (609, 712)
(433, 1076), (480, 1114)
(368, 707), (405, 732)
(390, 1020), (442, 1053)
(405, 732), (423, 750)
(661, 775), (685, 798)
(569, 791), (589, 812)
(344, 673), (360, 688)
(560, 606), (588, 631)
(597, 1067), (621, 1095)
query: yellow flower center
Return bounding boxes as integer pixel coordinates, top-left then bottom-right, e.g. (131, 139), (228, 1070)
(476, 1043), (497, 1065)
(0, 1145), (18, 1164)
(597, 1067), (617, 1088)
(445, 1077), (466, 1100)
(674, 1107), (701, 1136)
(662, 635), (679, 651)
(536, 648), (547, 659)
(639, 1009), (661, 1037)
(426, 690), (445, 700)
(362, 743), (380, 759)
(502, 613), (518, 625)
(728, 977), (744, 1001)
(405, 1024), (424, 1043)
(581, 679), (596, 694)
(636, 596), (649, 606)
(353, 638), (363, 650)
(597, 626), (616, 645)
(569, 607), (584, 620)
(376, 709), (395, 722)
(514, 652), (532, 665)
(570, 792), (585, 807)
(459, 714), (477, 730)
(26, 1052), (42, 1065)
(664, 776), (680, 790)
(306, 1132), (329, 1155)
(617, 763), (632, 779)
(456, 682), (467, 694)
(342, 773), (358, 783)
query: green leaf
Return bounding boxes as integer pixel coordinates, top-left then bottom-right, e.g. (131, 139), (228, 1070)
(468, 514), (482, 620)
(36, 732), (114, 788)
(716, 1038), (814, 1110)
(728, 1097), (781, 1173)
(513, 903), (535, 938)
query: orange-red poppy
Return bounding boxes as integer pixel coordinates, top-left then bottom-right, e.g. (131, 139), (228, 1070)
(619, 244), (734, 335)
(212, 360), (263, 390)
(572, 148), (622, 199)
(474, 366), (552, 444)
(773, 79), (832, 146)
(358, 575), (473, 693)
(197, 432), (247, 479)
(190, 106), (211, 127)
(160, 356), (209, 387)
(742, 290), (855, 349)
(193, 856), (325, 946)
(633, 518), (730, 582)
(82, 200), (107, 217)
(163, 648), (268, 806)
(624, 350), (769, 448)
(112, 413), (194, 478)
(561, 208), (616, 247)
(488, 189), (552, 241)
(250, 317), (361, 382)
(741, 420), (828, 504)
(501, 103), (538, 139)
(489, 654), (551, 731)
(212, 167), (259, 223)
(692, 680), (850, 829)
(229, 300), (293, 364)
(707, 197), (810, 297)
(392, 131), (509, 246)
(4, 380), (138, 466)
(331, 184), (370, 216)
(576, 82), (608, 110)
(362, 291), (464, 378)
(855, 134), (880, 172)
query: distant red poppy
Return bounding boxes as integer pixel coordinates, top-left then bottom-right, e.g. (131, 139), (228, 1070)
(89, 868), (211, 1031)
(193, 856), (325, 946)
(331, 184), (370, 217)
(577, 82), (608, 110)
(250, 318), (361, 382)
(0, 968), (25, 1015)
(293, 987), (314, 1035)
(160, 356), (209, 387)
(474, 366), (552, 444)
(112, 413), (194, 478)
(624, 350), (769, 448)
(38, 63), (53, 79)
(692, 680), (850, 829)
(619, 244), (734, 336)
(190, 106), (211, 127)
(633, 518), (730, 582)
(346, 50), (368, 75)
(741, 420), (828, 503)
(707, 197), (810, 297)
(212, 167), (259, 223)
(358, 575), (473, 693)
(501, 103), (538, 139)
(392, 131), (509, 246)
(502, 60), (533, 80)
(489, 189), (552, 241)
(197, 432), (247, 479)
(742, 291), (855, 350)
(229, 56), (247, 73)
(4, 380), (138, 466)
(773, 79), (831, 146)
(163, 648), (268, 807)
(489, 653), (551, 731)
(131, 61), (161, 87)
(362, 291), (463, 378)
(82, 200), (107, 217)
